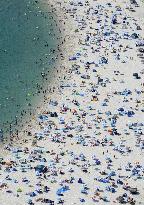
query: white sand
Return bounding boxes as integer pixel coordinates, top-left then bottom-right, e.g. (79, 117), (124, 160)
(0, 0), (144, 204)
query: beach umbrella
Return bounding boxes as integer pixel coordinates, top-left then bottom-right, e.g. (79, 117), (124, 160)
(12, 167), (17, 172)
(56, 188), (64, 196)
(78, 178), (83, 184)
(116, 196), (126, 204)
(69, 56), (77, 61)
(95, 159), (101, 165)
(131, 33), (139, 39)
(127, 111), (135, 117)
(128, 187), (138, 194)
(0, 157), (3, 163)
(99, 178), (109, 183)
(75, 52), (81, 57)
(105, 136), (112, 141)
(118, 107), (124, 112)
(108, 128), (113, 135)
(106, 157), (112, 162)
(35, 164), (45, 173)
(17, 188), (22, 193)
(106, 186), (111, 191)
(111, 187), (116, 193)
(56, 186), (70, 196)
(38, 115), (48, 122)
(117, 179), (123, 185)
(102, 196), (109, 202)
(109, 171), (116, 177)
(80, 198), (85, 202)
(5, 160), (13, 166)
(81, 188), (88, 195)
(27, 199), (33, 205)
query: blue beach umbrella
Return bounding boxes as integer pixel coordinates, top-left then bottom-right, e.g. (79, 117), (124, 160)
(127, 111), (135, 117)
(80, 198), (85, 202)
(109, 171), (116, 177)
(38, 115), (48, 121)
(118, 107), (124, 112)
(29, 192), (37, 197)
(99, 178), (109, 183)
(35, 165), (45, 173)
(56, 186), (69, 196)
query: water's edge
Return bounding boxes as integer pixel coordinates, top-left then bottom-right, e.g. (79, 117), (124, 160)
(0, 0), (61, 140)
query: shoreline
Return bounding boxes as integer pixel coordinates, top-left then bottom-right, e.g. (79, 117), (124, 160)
(0, 0), (79, 153)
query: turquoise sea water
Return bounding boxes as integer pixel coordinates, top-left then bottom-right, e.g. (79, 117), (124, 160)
(0, 0), (59, 137)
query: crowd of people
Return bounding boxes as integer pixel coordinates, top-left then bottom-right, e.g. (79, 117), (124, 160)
(0, 0), (144, 204)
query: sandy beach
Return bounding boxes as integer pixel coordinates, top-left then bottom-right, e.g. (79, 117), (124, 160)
(0, 0), (144, 204)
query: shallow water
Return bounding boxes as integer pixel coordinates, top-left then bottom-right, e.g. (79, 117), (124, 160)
(0, 0), (59, 136)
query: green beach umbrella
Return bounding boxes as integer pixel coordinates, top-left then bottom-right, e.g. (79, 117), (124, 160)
(17, 188), (22, 193)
